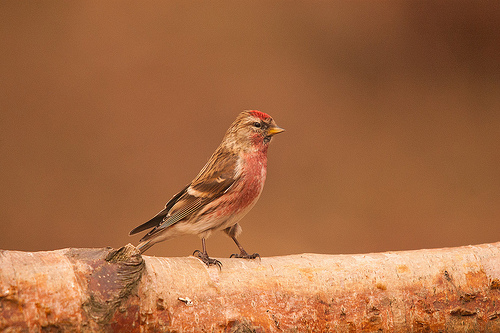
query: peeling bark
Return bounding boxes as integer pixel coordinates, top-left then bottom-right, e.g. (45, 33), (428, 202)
(1, 243), (500, 332)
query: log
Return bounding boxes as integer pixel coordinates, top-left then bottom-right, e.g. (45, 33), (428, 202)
(1, 243), (500, 332)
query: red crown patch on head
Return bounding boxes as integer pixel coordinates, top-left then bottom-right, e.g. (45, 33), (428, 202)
(248, 110), (271, 121)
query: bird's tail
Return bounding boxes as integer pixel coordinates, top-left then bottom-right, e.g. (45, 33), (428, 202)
(137, 240), (154, 254)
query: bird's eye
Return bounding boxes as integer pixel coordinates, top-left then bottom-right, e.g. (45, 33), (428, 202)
(253, 122), (261, 128)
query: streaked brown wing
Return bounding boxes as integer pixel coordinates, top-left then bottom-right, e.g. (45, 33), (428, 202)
(189, 148), (239, 197)
(139, 149), (240, 241)
(129, 185), (189, 235)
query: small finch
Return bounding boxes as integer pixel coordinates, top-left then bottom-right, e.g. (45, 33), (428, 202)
(129, 110), (284, 267)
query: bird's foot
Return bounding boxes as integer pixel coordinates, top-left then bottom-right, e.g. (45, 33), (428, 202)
(193, 250), (222, 268)
(230, 251), (260, 260)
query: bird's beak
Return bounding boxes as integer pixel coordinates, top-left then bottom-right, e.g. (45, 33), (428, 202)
(267, 126), (285, 136)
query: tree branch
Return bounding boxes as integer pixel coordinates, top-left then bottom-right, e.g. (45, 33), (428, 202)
(1, 242), (500, 332)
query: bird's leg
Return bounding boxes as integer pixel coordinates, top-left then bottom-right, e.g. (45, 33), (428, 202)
(229, 235), (260, 260)
(193, 238), (222, 268)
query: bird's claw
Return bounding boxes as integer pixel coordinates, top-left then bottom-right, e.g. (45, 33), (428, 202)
(230, 252), (261, 260)
(193, 250), (222, 268)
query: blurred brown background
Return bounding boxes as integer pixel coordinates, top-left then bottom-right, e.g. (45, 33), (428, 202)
(1, 2), (499, 258)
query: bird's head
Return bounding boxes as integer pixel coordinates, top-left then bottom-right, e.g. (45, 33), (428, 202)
(224, 110), (284, 152)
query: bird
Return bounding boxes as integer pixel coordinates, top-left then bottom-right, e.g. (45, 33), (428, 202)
(129, 110), (284, 267)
